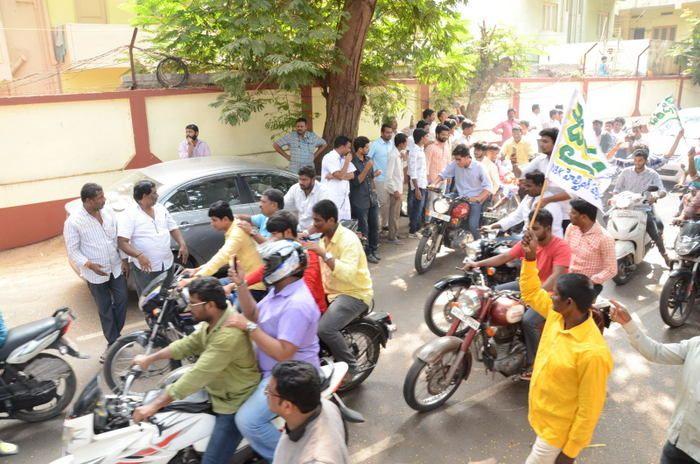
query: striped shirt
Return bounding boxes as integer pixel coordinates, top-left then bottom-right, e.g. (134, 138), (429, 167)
(407, 145), (428, 189)
(275, 131), (326, 173)
(565, 223), (617, 284)
(64, 206), (123, 284)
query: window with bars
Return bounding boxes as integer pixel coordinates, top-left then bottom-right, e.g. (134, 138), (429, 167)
(543, 3), (559, 32)
(652, 26), (677, 41)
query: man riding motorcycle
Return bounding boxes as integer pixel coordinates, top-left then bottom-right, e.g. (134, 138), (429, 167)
(612, 146), (670, 267)
(131, 277), (260, 464)
(224, 239), (321, 462)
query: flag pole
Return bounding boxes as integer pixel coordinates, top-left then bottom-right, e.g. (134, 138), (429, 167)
(528, 178), (549, 229)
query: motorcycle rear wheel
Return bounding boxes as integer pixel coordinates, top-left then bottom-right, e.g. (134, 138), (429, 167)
(104, 331), (181, 394)
(424, 284), (470, 337)
(403, 349), (470, 412)
(659, 274), (694, 327)
(338, 324), (382, 392)
(415, 228), (441, 274)
(13, 353), (77, 423)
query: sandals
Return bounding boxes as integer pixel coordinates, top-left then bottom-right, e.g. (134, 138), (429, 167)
(0, 440), (18, 456)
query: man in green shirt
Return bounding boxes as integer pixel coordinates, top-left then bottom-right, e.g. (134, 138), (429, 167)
(132, 277), (260, 464)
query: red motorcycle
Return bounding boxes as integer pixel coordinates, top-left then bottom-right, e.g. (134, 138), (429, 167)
(403, 269), (528, 412)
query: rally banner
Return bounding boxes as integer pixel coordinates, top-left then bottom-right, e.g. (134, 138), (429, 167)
(545, 89), (611, 210)
(648, 95), (681, 130)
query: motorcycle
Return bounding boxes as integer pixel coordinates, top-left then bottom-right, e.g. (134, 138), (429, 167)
(104, 268), (396, 394)
(403, 270), (612, 412)
(0, 307), (84, 422)
(52, 362), (363, 464)
(660, 219), (700, 327)
(606, 186), (661, 285)
(423, 236), (520, 336)
(414, 186), (473, 274)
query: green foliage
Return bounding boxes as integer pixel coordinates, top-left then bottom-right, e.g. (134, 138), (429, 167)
(672, 10), (700, 85)
(363, 82), (412, 125)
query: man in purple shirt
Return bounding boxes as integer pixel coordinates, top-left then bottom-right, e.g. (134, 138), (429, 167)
(492, 108), (519, 144)
(225, 240), (319, 462)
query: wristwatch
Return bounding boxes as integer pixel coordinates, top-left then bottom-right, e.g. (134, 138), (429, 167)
(323, 252), (334, 262)
(245, 321), (258, 333)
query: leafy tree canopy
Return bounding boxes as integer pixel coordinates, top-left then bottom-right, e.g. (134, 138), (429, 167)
(673, 10), (700, 85)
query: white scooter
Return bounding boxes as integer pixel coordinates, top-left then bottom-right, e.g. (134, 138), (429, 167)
(51, 362), (363, 464)
(606, 186), (661, 285)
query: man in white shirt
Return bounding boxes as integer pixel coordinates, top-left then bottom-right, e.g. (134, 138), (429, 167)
(542, 109), (561, 130)
(321, 136), (356, 221)
(481, 144), (502, 199)
(178, 123), (211, 159)
(484, 170), (564, 237)
(284, 165), (327, 233)
(385, 133), (408, 243)
(423, 108), (437, 142)
(453, 119), (475, 148)
(118, 180), (189, 295)
(529, 104), (543, 132)
(64, 183), (128, 351)
(407, 128), (430, 237)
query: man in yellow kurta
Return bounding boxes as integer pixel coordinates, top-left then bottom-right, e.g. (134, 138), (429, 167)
(519, 229), (613, 464)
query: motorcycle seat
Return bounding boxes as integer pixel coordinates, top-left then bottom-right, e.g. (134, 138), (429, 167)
(0, 318), (59, 360)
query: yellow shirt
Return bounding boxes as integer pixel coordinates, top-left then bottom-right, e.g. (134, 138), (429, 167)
(502, 138), (534, 165)
(319, 224), (373, 306)
(520, 259), (613, 458)
(196, 221), (265, 291)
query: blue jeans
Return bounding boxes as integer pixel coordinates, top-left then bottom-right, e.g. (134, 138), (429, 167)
(466, 201), (482, 240)
(86, 273), (128, 345)
(235, 377), (278, 463)
(408, 187), (427, 234)
(351, 204), (379, 253)
(202, 413), (243, 464)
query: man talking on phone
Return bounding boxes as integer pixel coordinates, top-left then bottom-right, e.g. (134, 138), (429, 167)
(178, 123), (211, 159)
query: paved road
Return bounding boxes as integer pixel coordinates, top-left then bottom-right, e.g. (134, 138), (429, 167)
(1, 194), (698, 464)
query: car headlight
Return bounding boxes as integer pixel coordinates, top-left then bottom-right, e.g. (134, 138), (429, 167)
(433, 198), (450, 214)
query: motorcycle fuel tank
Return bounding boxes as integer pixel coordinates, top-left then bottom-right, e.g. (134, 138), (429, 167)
(490, 297), (525, 326)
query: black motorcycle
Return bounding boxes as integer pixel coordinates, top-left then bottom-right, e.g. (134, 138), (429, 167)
(104, 268), (396, 393)
(660, 219), (700, 327)
(423, 235), (520, 336)
(414, 187), (474, 274)
(0, 308), (84, 422)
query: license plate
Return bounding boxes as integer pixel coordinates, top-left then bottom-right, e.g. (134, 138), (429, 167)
(429, 211), (451, 221)
(614, 211), (640, 218)
(450, 306), (481, 331)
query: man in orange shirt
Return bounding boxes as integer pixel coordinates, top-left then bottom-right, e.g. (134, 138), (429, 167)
(425, 124), (452, 184)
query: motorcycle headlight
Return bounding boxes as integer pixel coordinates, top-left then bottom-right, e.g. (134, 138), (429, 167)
(433, 198), (450, 214)
(675, 236), (696, 256)
(457, 290), (481, 316)
(465, 240), (481, 259)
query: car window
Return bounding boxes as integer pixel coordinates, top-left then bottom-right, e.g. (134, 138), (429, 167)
(242, 173), (296, 200)
(168, 176), (241, 212)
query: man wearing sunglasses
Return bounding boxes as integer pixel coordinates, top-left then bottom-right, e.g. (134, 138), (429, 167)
(267, 360), (349, 464)
(131, 278), (260, 464)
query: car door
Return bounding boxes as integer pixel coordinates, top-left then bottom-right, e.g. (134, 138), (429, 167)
(162, 174), (247, 266)
(239, 170), (298, 214)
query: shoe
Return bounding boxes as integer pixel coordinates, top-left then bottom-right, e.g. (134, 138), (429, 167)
(386, 238), (401, 244)
(382, 226), (389, 232)
(367, 254), (380, 264)
(0, 441), (18, 456)
(408, 233), (419, 239)
(371, 252), (381, 261)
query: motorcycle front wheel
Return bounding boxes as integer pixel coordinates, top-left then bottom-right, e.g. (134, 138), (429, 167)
(403, 348), (471, 412)
(659, 274), (694, 327)
(104, 331), (181, 393)
(613, 255), (635, 285)
(415, 226), (441, 274)
(13, 353), (77, 423)
(424, 284), (470, 337)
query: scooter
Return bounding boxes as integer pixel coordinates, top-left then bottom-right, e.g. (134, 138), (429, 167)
(52, 362), (363, 464)
(0, 307), (85, 423)
(606, 186), (660, 285)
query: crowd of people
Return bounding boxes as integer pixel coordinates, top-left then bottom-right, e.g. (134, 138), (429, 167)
(0, 104), (689, 463)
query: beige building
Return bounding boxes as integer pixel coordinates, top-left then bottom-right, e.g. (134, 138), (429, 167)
(462, 0), (617, 44)
(615, 0), (700, 41)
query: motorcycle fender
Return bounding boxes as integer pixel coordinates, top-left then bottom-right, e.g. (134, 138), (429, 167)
(615, 241), (635, 260)
(364, 312), (395, 344)
(352, 320), (389, 348)
(433, 275), (472, 291)
(414, 336), (463, 364)
(669, 267), (693, 278)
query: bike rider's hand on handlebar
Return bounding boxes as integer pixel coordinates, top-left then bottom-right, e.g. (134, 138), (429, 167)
(132, 354), (151, 371)
(461, 260), (479, 271)
(132, 403), (159, 424)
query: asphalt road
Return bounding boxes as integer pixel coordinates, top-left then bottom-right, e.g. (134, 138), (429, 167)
(0, 193), (698, 464)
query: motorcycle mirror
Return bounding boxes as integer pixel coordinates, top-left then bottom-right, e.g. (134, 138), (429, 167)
(646, 186), (659, 192)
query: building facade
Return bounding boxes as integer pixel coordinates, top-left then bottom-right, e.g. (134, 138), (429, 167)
(614, 0), (700, 42)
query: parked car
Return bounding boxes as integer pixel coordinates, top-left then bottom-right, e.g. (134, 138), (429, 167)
(65, 157), (298, 271)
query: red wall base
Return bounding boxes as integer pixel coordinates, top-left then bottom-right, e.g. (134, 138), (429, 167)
(0, 198), (74, 251)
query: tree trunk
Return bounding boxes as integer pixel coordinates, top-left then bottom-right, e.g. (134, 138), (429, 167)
(321, 0), (377, 152)
(463, 57), (512, 121)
